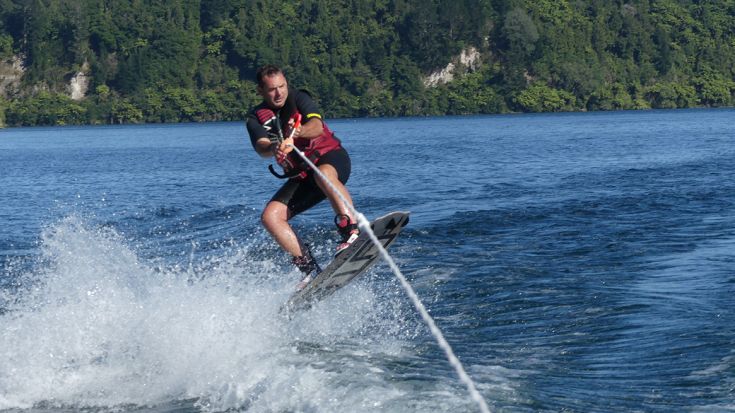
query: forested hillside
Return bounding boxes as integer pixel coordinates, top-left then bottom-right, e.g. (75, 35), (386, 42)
(0, 0), (733, 126)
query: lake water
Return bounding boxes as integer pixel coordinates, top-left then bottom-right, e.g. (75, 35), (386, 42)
(1, 109), (734, 412)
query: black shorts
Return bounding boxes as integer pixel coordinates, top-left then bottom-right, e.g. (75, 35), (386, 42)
(271, 147), (351, 216)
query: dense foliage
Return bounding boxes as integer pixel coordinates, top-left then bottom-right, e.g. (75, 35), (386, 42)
(0, 0), (733, 126)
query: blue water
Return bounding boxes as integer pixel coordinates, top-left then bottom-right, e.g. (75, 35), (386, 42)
(1, 109), (734, 412)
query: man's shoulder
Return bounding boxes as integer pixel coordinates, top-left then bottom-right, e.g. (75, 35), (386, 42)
(292, 88), (321, 119)
(246, 102), (268, 130)
(246, 102), (272, 124)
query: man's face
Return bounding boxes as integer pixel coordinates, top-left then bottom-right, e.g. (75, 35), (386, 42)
(258, 73), (288, 109)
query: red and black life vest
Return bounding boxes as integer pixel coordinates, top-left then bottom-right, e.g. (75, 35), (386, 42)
(254, 96), (341, 179)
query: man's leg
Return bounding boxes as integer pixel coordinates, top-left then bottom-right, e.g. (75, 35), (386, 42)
(262, 201), (320, 289)
(314, 163), (356, 223)
(261, 200), (305, 257)
(314, 163), (360, 253)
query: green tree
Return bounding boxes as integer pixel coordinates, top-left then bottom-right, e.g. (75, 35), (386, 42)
(694, 72), (735, 107)
(514, 83), (575, 112)
(6, 91), (86, 126)
(645, 82), (698, 109)
(500, 7), (539, 90)
(110, 98), (142, 123)
(1, 0), (735, 125)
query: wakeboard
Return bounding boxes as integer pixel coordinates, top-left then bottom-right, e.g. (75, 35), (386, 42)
(284, 211), (410, 313)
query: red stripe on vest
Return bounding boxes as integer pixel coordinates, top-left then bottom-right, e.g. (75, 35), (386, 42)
(256, 108), (276, 125)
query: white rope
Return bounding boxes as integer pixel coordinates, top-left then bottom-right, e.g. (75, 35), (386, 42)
(285, 145), (491, 413)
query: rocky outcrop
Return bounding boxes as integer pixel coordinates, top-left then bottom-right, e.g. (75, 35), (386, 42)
(69, 61), (90, 100)
(423, 46), (482, 87)
(0, 55), (24, 98)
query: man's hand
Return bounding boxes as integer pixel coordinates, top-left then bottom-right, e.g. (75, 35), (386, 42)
(273, 137), (293, 165)
(286, 116), (302, 139)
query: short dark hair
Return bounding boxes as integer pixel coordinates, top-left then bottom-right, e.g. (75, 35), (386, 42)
(256, 65), (284, 87)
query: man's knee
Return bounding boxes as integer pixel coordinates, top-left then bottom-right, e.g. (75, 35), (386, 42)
(261, 202), (288, 227)
(317, 164), (339, 179)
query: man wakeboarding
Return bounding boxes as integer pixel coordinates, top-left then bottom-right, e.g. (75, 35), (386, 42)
(245, 64), (360, 290)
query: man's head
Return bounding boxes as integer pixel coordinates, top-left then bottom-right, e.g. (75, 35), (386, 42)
(256, 65), (288, 109)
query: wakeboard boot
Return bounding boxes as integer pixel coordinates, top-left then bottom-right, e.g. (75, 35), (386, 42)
(292, 245), (322, 291)
(334, 214), (360, 255)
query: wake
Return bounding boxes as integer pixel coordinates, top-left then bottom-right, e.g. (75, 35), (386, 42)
(0, 216), (426, 412)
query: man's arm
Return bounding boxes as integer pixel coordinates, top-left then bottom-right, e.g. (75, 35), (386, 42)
(289, 89), (325, 140)
(246, 114), (277, 158)
(254, 137), (276, 158)
(276, 116), (322, 155)
(291, 117), (323, 140)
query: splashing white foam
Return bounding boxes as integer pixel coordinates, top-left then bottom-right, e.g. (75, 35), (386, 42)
(0, 216), (442, 412)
